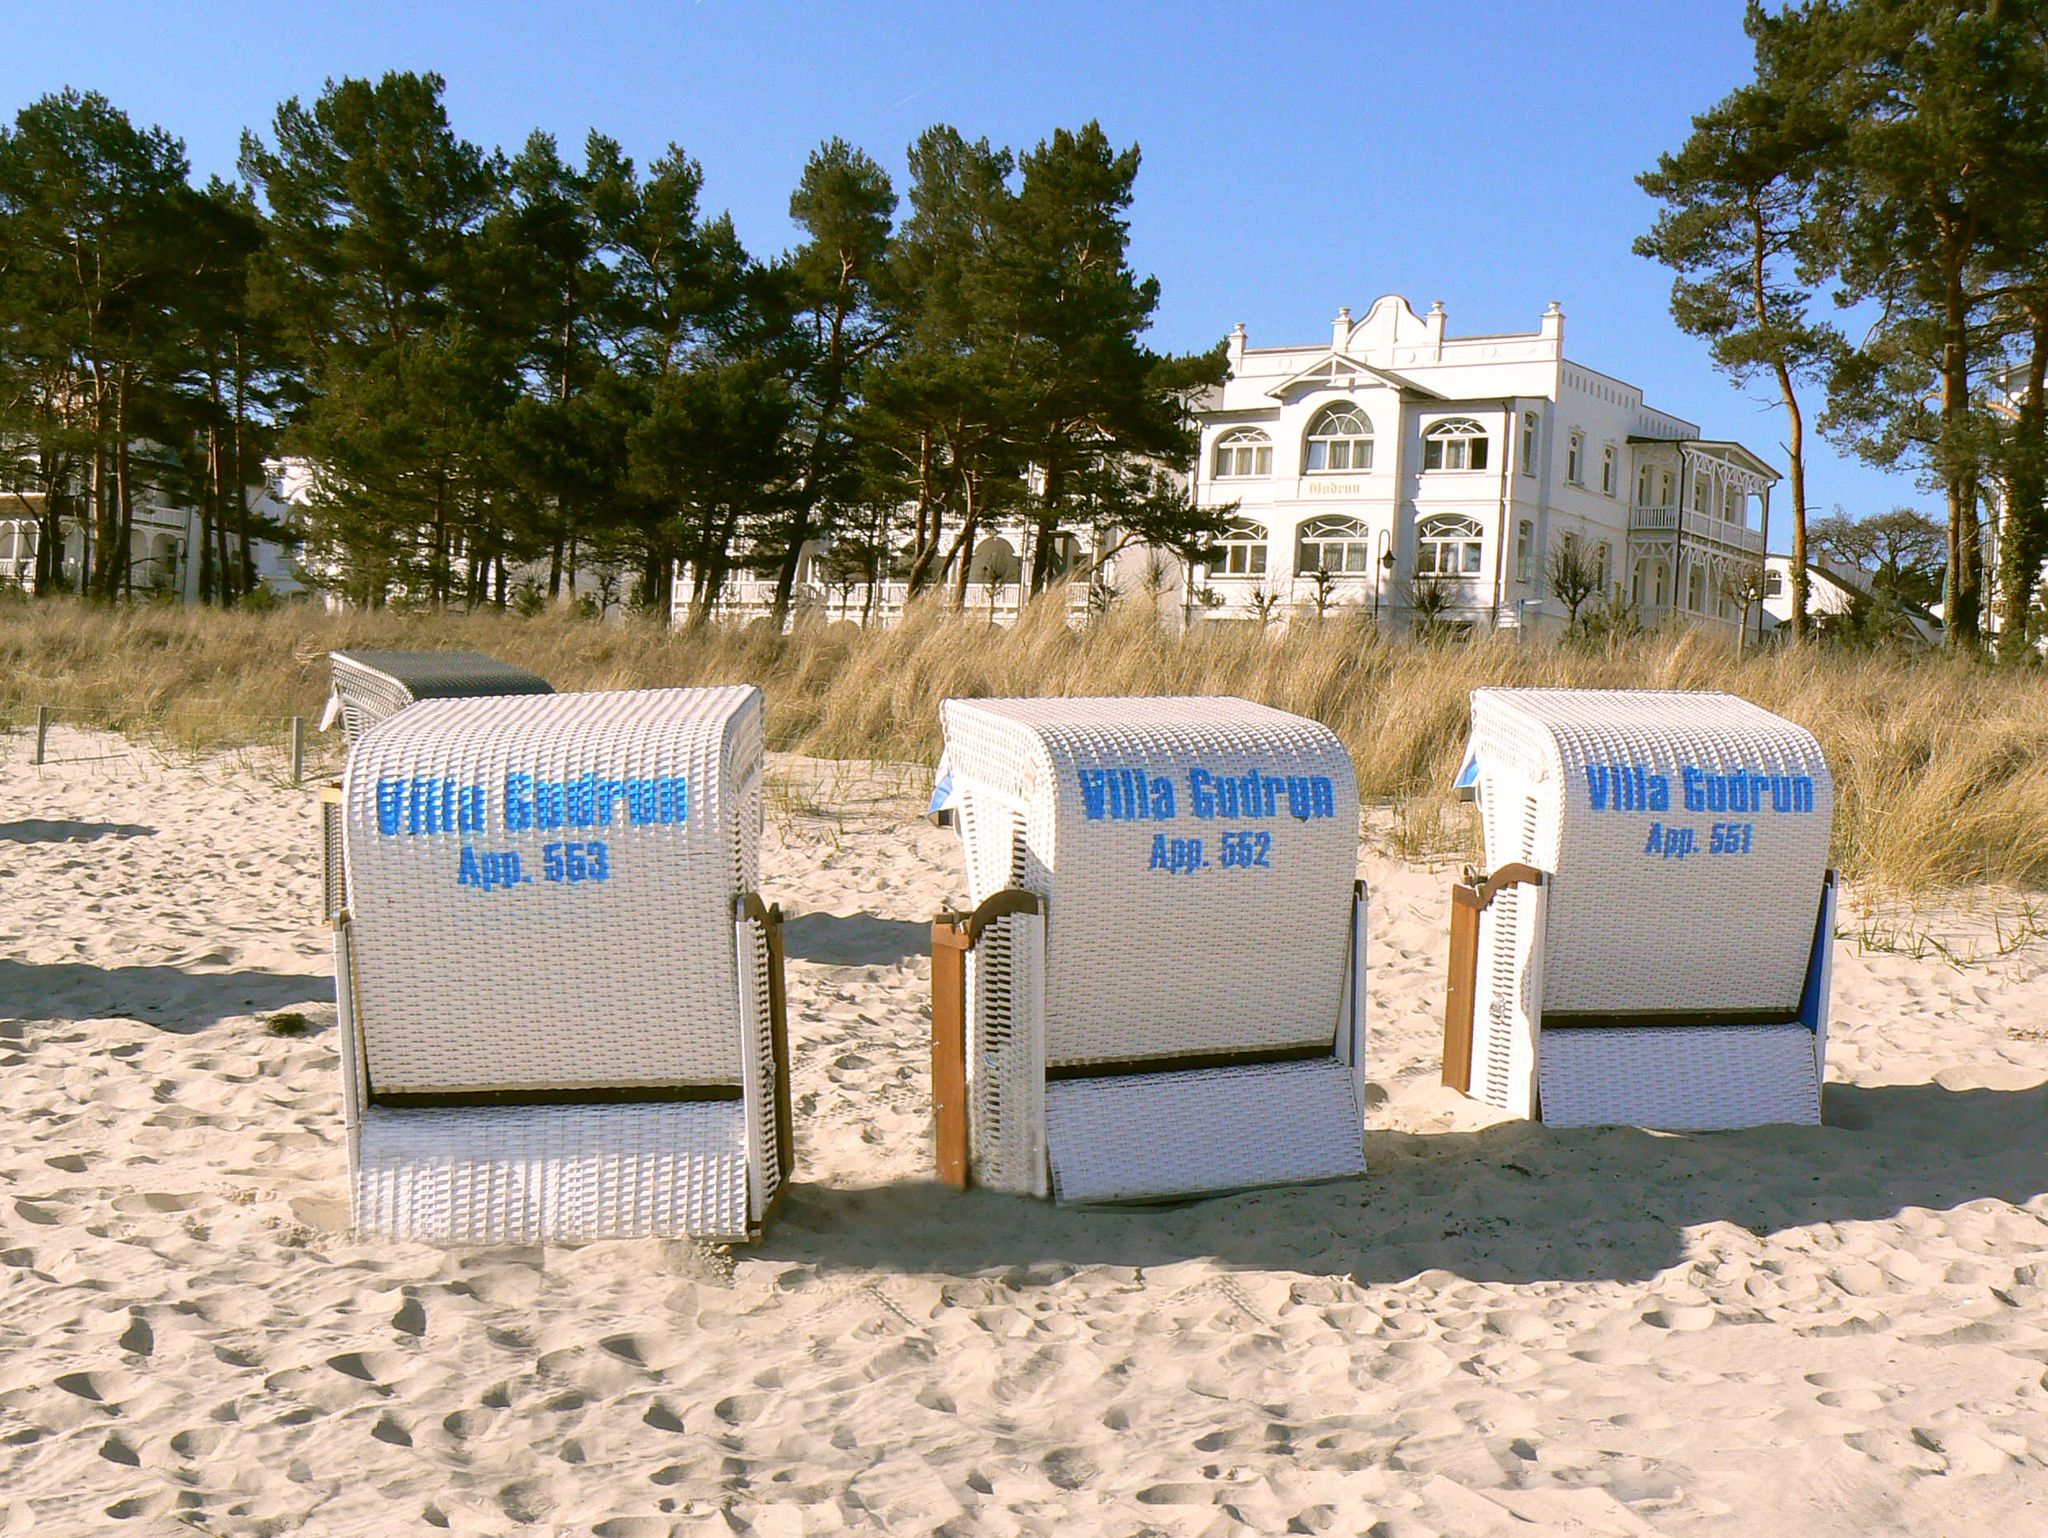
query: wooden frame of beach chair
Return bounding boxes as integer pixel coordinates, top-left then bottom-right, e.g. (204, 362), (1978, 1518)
(329, 684), (790, 1243)
(1443, 687), (1836, 1130)
(928, 697), (1369, 1204)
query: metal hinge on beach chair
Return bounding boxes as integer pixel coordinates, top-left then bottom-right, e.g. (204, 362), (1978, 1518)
(930, 889), (1044, 1189)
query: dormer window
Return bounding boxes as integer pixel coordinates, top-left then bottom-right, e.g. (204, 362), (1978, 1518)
(1422, 418), (1489, 471)
(1304, 405), (1373, 472)
(1211, 428), (1272, 479)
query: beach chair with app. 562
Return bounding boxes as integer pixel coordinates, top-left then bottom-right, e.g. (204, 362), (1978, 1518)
(1442, 687), (1836, 1130)
(926, 696), (1367, 1205)
(329, 683), (791, 1242)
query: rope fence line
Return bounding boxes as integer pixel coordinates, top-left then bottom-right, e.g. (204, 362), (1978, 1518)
(0, 701), (342, 783)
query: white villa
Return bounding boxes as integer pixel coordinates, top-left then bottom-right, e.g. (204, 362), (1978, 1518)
(1189, 295), (1779, 637)
(0, 473), (299, 601)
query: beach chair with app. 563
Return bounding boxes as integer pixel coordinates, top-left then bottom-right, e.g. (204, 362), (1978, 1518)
(1442, 687), (1836, 1130)
(329, 683), (791, 1242)
(926, 696), (1367, 1205)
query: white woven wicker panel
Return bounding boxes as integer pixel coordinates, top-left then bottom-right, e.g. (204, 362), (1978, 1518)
(1538, 1024), (1820, 1130)
(967, 910), (1047, 1196)
(940, 697), (1358, 1069)
(352, 1100), (751, 1242)
(1469, 689), (1831, 1018)
(1045, 1057), (1365, 1204)
(343, 686), (762, 1094)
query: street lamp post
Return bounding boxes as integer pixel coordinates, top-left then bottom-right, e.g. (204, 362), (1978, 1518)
(1372, 529), (1395, 627)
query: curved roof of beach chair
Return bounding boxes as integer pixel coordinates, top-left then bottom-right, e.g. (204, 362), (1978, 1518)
(939, 695), (1359, 1071)
(341, 685), (763, 1098)
(1465, 687), (1832, 1019)
(325, 649), (554, 743)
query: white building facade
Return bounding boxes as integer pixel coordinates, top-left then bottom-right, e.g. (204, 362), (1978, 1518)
(1, 474), (299, 601)
(1189, 296), (1778, 637)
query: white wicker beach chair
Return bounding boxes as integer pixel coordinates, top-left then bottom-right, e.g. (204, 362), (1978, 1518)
(1443, 688), (1836, 1131)
(928, 697), (1367, 1204)
(319, 649), (555, 934)
(329, 684), (790, 1243)
(322, 648), (554, 744)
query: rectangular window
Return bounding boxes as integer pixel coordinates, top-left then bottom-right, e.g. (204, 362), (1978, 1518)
(1566, 434), (1583, 484)
(1660, 470), (1674, 504)
(1515, 519), (1532, 583)
(1637, 465), (1651, 504)
(1764, 569), (1783, 596)
(1220, 542), (1267, 576)
(1601, 446), (1616, 495)
(1521, 412), (1537, 475)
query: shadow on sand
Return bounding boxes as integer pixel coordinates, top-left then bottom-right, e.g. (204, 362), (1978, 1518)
(0, 960), (330, 1032)
(783, 912), (930, 967)
(761, 1079), (2048, 1288)
(0, 819), (156, 843)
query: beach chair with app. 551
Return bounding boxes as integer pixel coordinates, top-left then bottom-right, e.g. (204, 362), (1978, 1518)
(329, 683), (791, 1242)
(927, 696), (1367, 1205)
(1442, 687), (1836, 1130)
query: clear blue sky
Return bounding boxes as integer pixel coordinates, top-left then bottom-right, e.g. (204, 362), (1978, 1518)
(4, 0), (1924, 540)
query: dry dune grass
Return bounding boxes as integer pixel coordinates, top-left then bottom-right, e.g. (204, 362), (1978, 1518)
(1, 593), (2041, 892)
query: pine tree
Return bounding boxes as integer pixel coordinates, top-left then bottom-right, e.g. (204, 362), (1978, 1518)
(1637, 28), (1841, 640)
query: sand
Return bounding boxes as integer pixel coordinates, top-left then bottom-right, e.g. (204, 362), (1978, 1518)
(2, 732), (2046, 1536)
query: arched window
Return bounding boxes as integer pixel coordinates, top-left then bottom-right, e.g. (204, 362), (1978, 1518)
(1295, 516), (1373, 575)
(1210, 517), (1268, 578)
(1303, 405), (1373, 472)
(1211, 428), (1272, 479)
(1422, 418), (1489, 471)
(1416, 514), (1484, 576)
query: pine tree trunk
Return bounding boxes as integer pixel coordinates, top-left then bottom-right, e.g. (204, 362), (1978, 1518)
(1997, 309), (2048, 654)
(1941, 259), (1980, 647)
(1027, 461), (1064, 595)
(232, 343), (253, 597)
(115, 405), (134, 601)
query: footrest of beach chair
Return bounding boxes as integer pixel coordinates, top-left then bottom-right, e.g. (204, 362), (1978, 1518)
(353, 1100), (752, 1243)
(1044, 1056), (1365, 1205)
(1538, 1024), (1820, 1131)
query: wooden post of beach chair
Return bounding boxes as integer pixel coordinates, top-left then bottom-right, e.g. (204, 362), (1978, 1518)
(930, 890), (1046, 1190)
(1446, 687), (1836, 1130)
(929, 696), (1368, 1205)
(1442, 862), (1543, 1094)
(331, 684), (789, 1243)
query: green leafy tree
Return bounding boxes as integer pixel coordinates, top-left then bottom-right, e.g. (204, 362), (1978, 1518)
(1809, 505), (1945, 606)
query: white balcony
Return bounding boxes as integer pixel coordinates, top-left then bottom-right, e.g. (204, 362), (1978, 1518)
(1629, 504), (1764, 555)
